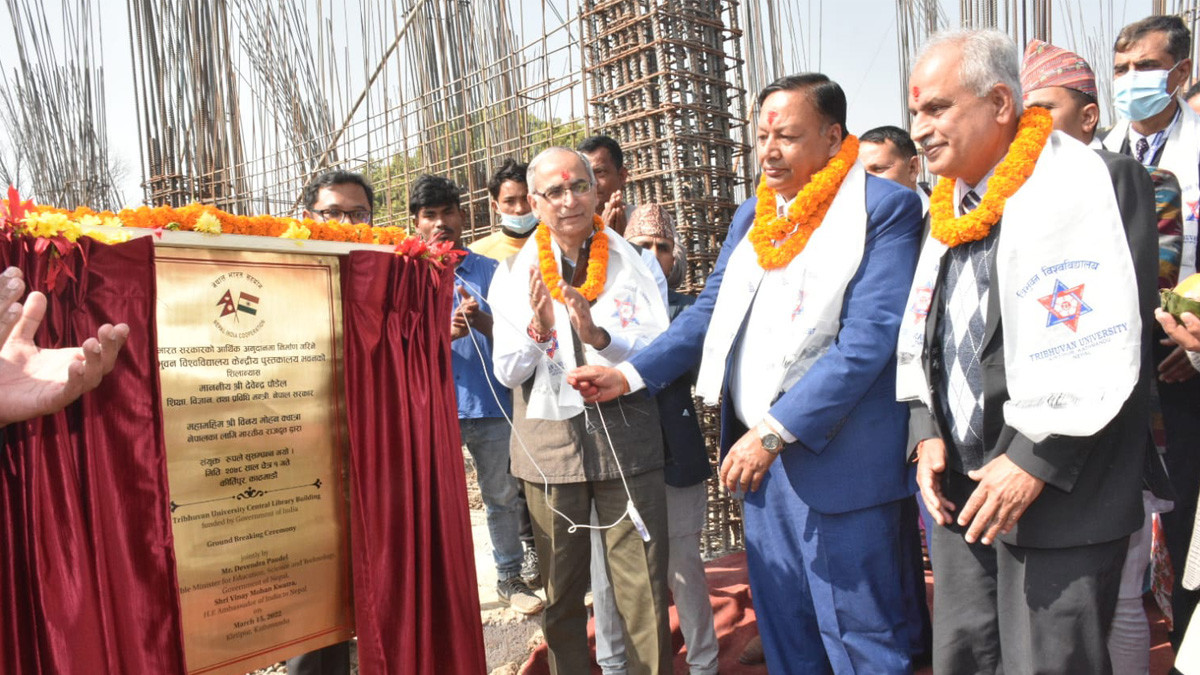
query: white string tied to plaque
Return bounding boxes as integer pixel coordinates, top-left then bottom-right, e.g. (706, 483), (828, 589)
(452, 269), (651, 542)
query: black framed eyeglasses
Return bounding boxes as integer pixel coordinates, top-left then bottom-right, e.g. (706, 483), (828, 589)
(313, 208), (372, 224)
(532, 179), (593, 203)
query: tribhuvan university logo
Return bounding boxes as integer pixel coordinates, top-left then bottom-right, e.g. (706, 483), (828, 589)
(612, 294), (640, 328)
(791, 290), (806, 321)
(212, 271), (267, 338)
(910, 285), (933, 324)
(1038, 278), (1092, 332)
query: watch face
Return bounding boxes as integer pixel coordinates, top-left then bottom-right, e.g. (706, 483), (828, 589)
(763, 433), (782, 451)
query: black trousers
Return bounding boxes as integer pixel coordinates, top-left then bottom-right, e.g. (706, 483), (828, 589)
(930, 470), (1127, 675)
(285, 641), (350, 675)
(1159, 377), (1200, 649)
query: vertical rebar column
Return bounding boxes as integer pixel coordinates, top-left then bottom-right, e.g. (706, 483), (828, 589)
(581, 0), (751, 557)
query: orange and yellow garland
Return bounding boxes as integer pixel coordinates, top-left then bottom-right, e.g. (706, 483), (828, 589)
(929, 106), (1053, 247)
(31, 202), (411, 245)
(749, 135), (860, 270)
(536, 215), (608, 302)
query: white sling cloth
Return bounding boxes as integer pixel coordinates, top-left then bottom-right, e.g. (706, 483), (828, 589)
(489, 228), (668, 420)
(897, 132), (1141, 443)
(694, 163), (868, 421)
(1103, 98), (1200, 278)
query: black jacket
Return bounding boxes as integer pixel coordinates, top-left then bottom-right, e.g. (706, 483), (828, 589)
(909, 149), (1159, 548)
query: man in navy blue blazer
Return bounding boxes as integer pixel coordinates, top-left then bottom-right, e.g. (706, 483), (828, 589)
(569, 73), (923, 674)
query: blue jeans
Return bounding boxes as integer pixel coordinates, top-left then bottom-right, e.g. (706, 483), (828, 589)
(460, 417), (524, 579)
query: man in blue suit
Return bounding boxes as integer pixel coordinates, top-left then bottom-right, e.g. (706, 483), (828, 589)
(569, 73), (923, 674)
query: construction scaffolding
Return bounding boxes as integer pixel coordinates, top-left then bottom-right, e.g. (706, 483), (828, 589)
(578, 0), (751, 555)
(27, 0), (1198, 560)
(1, 0), (122, 210)
(122, 0), (752, 557)
(581, 0), (751, 289)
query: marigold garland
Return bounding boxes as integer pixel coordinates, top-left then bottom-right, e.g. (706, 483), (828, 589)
(749, 135), (860, 270)
(21, 199), (458, 264)
(536, 215), (608, 302)
(929, 106), (1053, 247)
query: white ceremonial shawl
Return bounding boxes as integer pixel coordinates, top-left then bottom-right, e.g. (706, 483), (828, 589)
(694, 163), (868, 421)
(490, 228), (668, 420)
(1104, 99), (1200, 277)
(897, 131), (1141, 443)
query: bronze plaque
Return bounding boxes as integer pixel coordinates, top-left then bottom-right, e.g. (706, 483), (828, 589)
(156, 248), (352, 675)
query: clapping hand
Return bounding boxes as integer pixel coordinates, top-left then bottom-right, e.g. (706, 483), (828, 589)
(601, 191), (627, 236)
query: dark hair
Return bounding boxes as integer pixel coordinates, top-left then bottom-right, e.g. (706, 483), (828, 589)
(408, 174), (462, 216)
(577, 135), (624, 170)
(487, 158), (528, 199)
(756, 73), (848, 136)
(1066, 88), (1098, 108)
(860, 125), (918, 160)
(302, 170), (375, 212)
(1187, 82), (1200, 100)
(1115, 15), (1192, 63)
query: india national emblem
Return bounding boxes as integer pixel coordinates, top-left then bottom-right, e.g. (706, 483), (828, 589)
(1038, 278), (1092, 332)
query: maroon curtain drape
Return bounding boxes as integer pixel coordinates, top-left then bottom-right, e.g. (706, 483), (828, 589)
(341, 250), (486, 674)
(0, 236), (186, 674)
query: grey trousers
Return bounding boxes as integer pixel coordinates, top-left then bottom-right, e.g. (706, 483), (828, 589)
(930, 474), (1127, 675)
(525, 470), (671, 675)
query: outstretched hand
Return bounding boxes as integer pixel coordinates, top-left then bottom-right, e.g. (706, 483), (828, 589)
(567, 365), (628, 403)
(1156, 308), (1200, 352)
(0, 267), (129, 425)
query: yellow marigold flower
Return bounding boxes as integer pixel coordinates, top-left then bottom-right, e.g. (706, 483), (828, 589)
(86, 230), (133, 245)
(280, 222), (311, 240)
(24, 212), (70, 239)
(78, 214), (103, 229)
(194, 212), (222, 235)
(60, 220), (82, 242)
(102, 216), (125, 228)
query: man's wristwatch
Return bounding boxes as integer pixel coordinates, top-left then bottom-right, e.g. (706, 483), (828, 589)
(757, 424), (783, 454)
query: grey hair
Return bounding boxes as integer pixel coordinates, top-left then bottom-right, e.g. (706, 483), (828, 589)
(526, 147), (598, 192)
(919, 29), (1024, 115)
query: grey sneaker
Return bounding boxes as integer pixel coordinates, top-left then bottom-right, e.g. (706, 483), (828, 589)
(521, 546), (542, 589)
(497, 576), (544, 615)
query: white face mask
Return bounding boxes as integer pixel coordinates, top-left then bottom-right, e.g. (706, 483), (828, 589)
(500, 211), (539, 234)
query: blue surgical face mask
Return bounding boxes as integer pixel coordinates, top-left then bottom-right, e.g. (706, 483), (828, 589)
(499, 211), (539, 234)
(1114, 63), (1181, 122)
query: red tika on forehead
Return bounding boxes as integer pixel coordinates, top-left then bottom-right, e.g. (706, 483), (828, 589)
(767, 111), (778, 124)
(560, 171), (571, 181)
(911, 86), (920, 100)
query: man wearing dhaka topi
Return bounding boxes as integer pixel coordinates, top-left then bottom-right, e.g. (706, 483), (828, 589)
(569, 73), (924, 673)
(900, 30), (1151, 673)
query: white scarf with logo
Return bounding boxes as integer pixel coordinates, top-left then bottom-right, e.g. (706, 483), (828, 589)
(897, 132), (1141, 442)
(1104, 98), (1200, 277)
(490, 227), (668, 420)
(694, 163), (868, 417)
